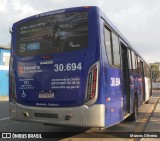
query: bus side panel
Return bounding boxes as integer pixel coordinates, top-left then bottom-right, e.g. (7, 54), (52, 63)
(110, 67), (123, 125)
(99, 65), (123, 127)
(129, 73), (134, 113)
(99, 19), (122, 127)
(99, 59), (111, 127)
(98, 17), (111, 127)
(129, 73), (144, 112)
(137, 74), (144, 106)
(99, 18), (123, 127)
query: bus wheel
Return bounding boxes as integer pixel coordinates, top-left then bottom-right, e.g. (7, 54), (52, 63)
(130, 96), (138, 121)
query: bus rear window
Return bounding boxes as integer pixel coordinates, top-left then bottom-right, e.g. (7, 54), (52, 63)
(16, 11), (88, 56)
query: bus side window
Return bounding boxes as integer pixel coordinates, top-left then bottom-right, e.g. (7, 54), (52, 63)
(128, 49), (132, 72)
(104, 26), (113, 65)
(131, 51), (137, 73)
(111, 32), (120, 68)
(148, 67), (151, 78)
(144, 63), (147, 77)
(144, 63), (151, 78)
(137, 57), (141, 74)
(135, 55), (138, 73)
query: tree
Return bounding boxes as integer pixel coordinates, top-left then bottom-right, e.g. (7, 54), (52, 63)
(151, 64), (160, 82)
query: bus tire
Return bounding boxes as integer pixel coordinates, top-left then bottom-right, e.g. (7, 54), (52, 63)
(129, 95), (138, 121)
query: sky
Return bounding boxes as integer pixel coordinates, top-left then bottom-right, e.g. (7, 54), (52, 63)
(0, 0), (160, 63)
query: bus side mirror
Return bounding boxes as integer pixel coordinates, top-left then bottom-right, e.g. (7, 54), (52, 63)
(9, 27), (13, 34)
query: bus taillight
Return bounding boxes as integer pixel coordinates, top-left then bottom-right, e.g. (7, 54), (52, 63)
(85, 62), (99, 105)
(90, 68), (97, 99)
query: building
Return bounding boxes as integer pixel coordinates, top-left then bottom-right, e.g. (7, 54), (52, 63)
(0, 45), (10, 97)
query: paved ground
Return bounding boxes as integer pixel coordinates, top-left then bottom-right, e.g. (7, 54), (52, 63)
(140, 91), (160, 141)
(0, 91), (160, 141)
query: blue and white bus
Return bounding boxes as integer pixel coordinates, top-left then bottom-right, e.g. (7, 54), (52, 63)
(9, 6), (152, 128)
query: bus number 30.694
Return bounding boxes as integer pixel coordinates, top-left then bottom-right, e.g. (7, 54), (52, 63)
(54, 63), (82, 72)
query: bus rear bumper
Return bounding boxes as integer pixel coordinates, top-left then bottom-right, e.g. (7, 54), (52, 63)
(9, 102), (105, 127)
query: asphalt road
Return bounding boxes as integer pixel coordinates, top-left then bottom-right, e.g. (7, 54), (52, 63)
(0, 91), (160, 141)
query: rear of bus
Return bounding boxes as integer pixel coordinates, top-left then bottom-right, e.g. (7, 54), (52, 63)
(9, 7), (105, 127)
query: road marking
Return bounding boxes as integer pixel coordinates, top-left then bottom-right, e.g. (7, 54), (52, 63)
(0, 117), (10, 121)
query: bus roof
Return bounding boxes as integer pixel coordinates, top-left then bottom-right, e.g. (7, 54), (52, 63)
(13, 6), (93, 25)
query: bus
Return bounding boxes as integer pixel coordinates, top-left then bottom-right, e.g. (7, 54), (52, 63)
(9, 6), (152, 128)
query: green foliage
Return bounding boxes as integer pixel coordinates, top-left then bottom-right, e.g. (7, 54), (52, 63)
(151, 64), (160, 82)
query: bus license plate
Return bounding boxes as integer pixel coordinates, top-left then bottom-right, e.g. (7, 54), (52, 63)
(38, 92), (54, 99)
